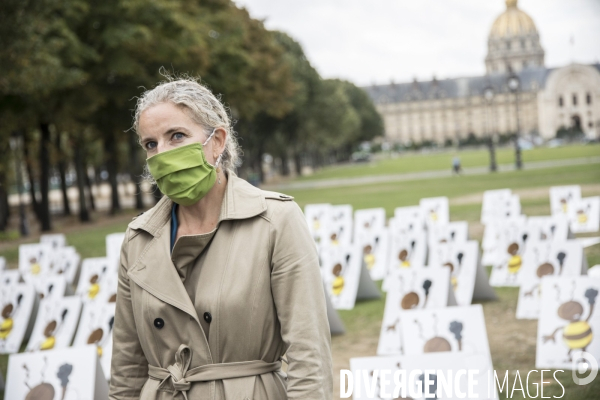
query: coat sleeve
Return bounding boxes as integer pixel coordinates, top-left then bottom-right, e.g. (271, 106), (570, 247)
(109, 228), (149, 399)
(269, 201), (333, 400)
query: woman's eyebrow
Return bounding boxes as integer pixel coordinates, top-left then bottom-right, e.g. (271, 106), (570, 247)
(163, 127), (188, 136)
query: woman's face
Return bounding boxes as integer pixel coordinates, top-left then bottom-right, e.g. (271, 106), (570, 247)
(138, 102), (225, 165)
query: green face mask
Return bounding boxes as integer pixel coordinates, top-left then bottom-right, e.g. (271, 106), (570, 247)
(146, 140), (217, 206)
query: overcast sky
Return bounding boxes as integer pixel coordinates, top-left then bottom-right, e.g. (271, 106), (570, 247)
(234, 0), (600, 86)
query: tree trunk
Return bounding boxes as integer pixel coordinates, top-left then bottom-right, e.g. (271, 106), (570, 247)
(129, 134), (144, 210)
(55, 131), (71, 215)
(39, 123), (52, 231)
(84, 168), (96, 211)
(0, 175), (9, 232)
(293, 151), (303, 176)
(74, 144), (90, 222)
(280, 152), (290, 176)
(104, 134), (121, 214)
(22, 132), (41, 220)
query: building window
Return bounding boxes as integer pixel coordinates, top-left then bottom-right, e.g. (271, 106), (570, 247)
(587, 93), (592, 105)
(573, 94), (578, 106)
(559, 96), (563, 107)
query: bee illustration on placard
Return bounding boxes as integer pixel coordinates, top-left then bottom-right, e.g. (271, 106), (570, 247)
(86, 310), (115, 357)
(0, 290), (23, 349)
(363, 237), (379, 271)
(576, 204), (591, 225)
(398, 274), (433, 310)
(543, 283), (598, 362)
(559, 193), (572, 214)
(397, 240), (416, 269)
(22, 358), (73, 400)
(34, 302), (69, 351)
(330, 227), (344, 247)
(414, 314), (463, 353)
(498, 233), (528, 283)
(332, 254), (352, 296)
(29, 256), (42, 276)
(442, 251), (463, 291)
(428, 206), (439, 223)
(524, 249), (566, 297)
(312, 212), (323, 231)
(39, 283), (54, 300)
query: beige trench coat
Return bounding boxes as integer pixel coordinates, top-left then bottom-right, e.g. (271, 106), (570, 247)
(109, 174), (332, 400)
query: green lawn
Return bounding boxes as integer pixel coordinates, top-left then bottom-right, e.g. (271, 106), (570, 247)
(299, 143), (600, 181)
(1, 149), (599, 399)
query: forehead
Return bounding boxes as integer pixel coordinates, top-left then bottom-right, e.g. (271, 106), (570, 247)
(138, 102), (198, 136)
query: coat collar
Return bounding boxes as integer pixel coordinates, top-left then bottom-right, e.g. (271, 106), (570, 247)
(129, 173), (267, 237)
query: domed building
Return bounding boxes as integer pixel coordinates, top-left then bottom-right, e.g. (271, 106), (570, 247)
(364, 0), (600, 144)
(486, 0), (545, 74)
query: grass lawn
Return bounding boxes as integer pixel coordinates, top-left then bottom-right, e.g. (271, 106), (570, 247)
(299, 143), (600, 181)
(0, 151), (599, 399)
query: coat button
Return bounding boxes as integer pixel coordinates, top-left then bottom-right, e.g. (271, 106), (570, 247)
(203, 312), (212, 323)
(154, 318), (164, 329)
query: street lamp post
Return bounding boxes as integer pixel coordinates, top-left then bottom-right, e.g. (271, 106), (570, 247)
(508, 73), (523, 170)
(483, 86), (497, 172)
(9, 131), (29, 237)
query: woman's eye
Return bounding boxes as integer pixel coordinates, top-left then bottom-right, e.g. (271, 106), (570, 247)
(172, 132), (185, 140)
(145, 141), (157, 150)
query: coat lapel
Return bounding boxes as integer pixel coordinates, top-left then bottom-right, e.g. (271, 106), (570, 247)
(127, 223), (202, 327)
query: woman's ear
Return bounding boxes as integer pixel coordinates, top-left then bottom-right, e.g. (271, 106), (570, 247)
(213, 127), (227, 157)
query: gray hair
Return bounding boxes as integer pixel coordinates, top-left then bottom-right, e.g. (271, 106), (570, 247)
(133, 75), (241, 174)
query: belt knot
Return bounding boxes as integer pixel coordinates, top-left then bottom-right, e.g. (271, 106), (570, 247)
(157, 344), (193, 400)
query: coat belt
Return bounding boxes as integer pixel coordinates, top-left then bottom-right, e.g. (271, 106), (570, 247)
(148, 344), (282, 399)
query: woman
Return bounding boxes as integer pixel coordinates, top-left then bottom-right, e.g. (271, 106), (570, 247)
(109, 78), (333, 400)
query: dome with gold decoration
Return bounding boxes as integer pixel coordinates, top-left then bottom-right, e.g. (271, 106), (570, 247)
(485, 0), (545, 74)
(490, 0), (538, 38)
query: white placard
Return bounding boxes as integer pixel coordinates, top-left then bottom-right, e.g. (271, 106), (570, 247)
(383, 228), (427, 291)
(354, 208), (386, 238)
(26, 296), (82, 351)
(516, 241), (586, 320)
(427, 221), (469, 249)
(328, 204), (353, 248)
(481, 215), (527, 266)
(34, 275), (68, 301)
(105, 232), (126, 269)
(0, 283), (37, 354)
(428, 241), (491, 306)
(393, 206), (425, 231)
(6, 345), (109, 400)
(0, 269), (21, 286)
(18, 243), (54, 283)
(350, 353), (496, 400)
(536, 276), (600, 370)
(419, 197), (449, 228)
(321, 246), (378, 310)
(356, 228), (390, 281)
(73, 302), (116, 380)
(76, 258), (115, 303)
(526, 215), (571, 243)
(570, 196), (600, 233)
(378, 267), (454, 355)
(401, 305), (492, 365)
(304, 203), (332, 251)
(481, 189), (513, 223)
(40, 233), (67, 249)
(550, 185), (582, 217)
(50, 246), (81, 285)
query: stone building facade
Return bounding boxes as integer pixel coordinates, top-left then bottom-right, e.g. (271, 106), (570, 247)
(364, 0), (600, 145)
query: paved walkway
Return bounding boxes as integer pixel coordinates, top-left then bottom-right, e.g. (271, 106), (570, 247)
(262, 156), (600, 191)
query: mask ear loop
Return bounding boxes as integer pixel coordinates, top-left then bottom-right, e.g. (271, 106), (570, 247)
(203, 128), (224, 184)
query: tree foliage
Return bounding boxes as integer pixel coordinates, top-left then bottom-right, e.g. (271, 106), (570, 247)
(0, 0), (383, 232)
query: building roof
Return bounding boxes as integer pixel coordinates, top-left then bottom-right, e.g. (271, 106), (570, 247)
(363, 66), (552, 104)
(490, 0), (539, 39)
